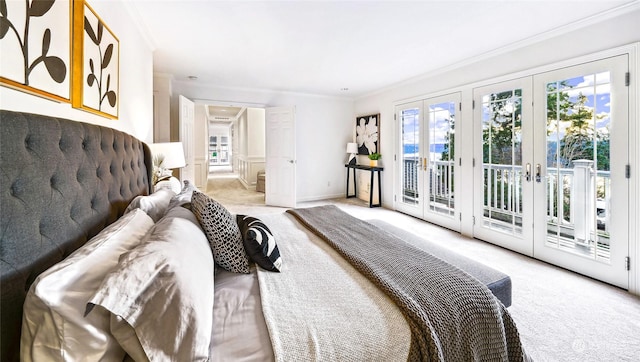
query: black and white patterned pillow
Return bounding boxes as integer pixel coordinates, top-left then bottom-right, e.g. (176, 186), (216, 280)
(191, 190), (250, 274)
(237, 215), (282, 272)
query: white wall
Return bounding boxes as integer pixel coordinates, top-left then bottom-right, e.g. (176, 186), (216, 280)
(247, 108), (266, 158)
(237, 109), (248, 156)
(153, 74), (172, 142)
(0, 1), (154, 144)
(171, 81), (355, 202)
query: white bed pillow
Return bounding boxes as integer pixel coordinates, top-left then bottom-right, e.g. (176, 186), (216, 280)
(88, 205), (214, 361)
(124, 188), (176, 222)
(20, 209), (154, 362)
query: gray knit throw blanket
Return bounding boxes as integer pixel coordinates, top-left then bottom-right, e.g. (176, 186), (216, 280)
(287, 205), (528, 362)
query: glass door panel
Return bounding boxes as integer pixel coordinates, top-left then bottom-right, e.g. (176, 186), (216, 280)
(481, 89), (524, 235)
(427, 101), (455, 215)
(474, 78), (533, 256)
(209, 136), (218, 165)
(533, 55), (628, 288)
(544, 72), (610, 258)
(220, 136), (229, 165)
(396, 101), (423, 218)
(424, 93), (460, 231)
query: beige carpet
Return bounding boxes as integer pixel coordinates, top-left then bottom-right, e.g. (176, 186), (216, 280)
(206, 176), (640, 361)
(205, 175), (266, 207)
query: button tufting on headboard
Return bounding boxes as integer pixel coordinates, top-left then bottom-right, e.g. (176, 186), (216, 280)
(0, 110), (153, 362)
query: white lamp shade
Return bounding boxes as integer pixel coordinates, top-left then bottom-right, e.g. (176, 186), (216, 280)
(346, 142), (358, 154)
(149, 142), (186, 169)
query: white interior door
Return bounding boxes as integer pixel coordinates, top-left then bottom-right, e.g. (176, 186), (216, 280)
(179, 95), (195, 183)
(473, 78), (534, 256)
(265, 106), (296, 207)
(532, 55), (629, 288)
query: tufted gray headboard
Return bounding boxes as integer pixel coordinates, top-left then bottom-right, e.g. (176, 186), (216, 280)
(0, 110), (153, 361)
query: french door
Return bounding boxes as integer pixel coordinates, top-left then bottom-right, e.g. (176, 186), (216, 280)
(209, 135), (230, 166)
(397, 93), (461, 231)
(532, 56), (629, 288)
(474, 56), (629, 288)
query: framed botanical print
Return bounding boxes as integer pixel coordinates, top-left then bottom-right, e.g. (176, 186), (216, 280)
(0, 0), (72, 102)
(72, 0), (119, 119)
(355, 113), (380, 155)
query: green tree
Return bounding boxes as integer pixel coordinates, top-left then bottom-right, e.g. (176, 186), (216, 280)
(481, 90), (522, 166)
(551, 91), (608, 170)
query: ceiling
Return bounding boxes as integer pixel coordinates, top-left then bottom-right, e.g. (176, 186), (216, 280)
(129, 1), (638, 98)
(207, 105), (243, 124)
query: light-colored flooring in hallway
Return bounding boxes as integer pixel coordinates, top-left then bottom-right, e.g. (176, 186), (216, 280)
(204, 174), (640, 362)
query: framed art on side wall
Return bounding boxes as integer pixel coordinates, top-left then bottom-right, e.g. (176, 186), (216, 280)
(72, 0), (119, 119)
(355, 113), (379, 155)
(0, 0), (71, 102)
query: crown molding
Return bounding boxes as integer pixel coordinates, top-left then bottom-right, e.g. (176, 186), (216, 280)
(122, 1), (157, 51)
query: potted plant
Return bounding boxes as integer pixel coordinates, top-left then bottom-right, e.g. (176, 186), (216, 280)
(368, 152), (381, 167)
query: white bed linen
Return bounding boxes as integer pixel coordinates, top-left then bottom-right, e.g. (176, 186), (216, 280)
(89, 206), (214, 362)
(213, 212), (411, 361)
(210, 267), (274, 362)
(20, 209), (154, 362)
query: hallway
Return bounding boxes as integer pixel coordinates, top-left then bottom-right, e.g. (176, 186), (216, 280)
(205, 174), (266, 213)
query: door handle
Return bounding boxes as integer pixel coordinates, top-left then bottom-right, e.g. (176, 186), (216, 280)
(422, 157), (427, 171)
(288, 160), (295, 164)
(535, 164), (542, 183)
(524, 163), (531, 182)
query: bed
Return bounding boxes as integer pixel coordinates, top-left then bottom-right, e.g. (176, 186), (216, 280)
(1, 110), (527, 361)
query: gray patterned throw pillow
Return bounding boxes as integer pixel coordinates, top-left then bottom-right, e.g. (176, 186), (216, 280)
(191, 190), (250, 274)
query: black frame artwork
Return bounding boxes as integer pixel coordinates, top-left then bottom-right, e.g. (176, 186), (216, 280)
(0, 0), (71, 102)
(355, 113), (380, 155)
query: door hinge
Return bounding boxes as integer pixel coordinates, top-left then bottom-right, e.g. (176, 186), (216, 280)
(473, 158), (476, 167)
(625, 164), (631, 179)
(459, 157), (462, 167)
(472, 216), (476, 225)
(472, 100), (475, 109)
(394, 195), (397, 202)
(394, 114), (397, 121)
(459, 213), (462, 221)
(394, 154), (397, 162)
(625, 256), (630, 271)
(459, 102), (462, 111)
(625, 72), (630, 87)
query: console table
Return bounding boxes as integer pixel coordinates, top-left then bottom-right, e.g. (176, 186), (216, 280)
(345, 164), (383, 208)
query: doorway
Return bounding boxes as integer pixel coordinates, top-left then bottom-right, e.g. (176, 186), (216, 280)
(207, 105), (241, 175)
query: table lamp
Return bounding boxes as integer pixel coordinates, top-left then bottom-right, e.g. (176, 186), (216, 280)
(148, 142), (186, 186)
(346, 142), (358, 165)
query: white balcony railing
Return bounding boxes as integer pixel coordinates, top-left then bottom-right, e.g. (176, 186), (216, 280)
(402, 158), (611, 241)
